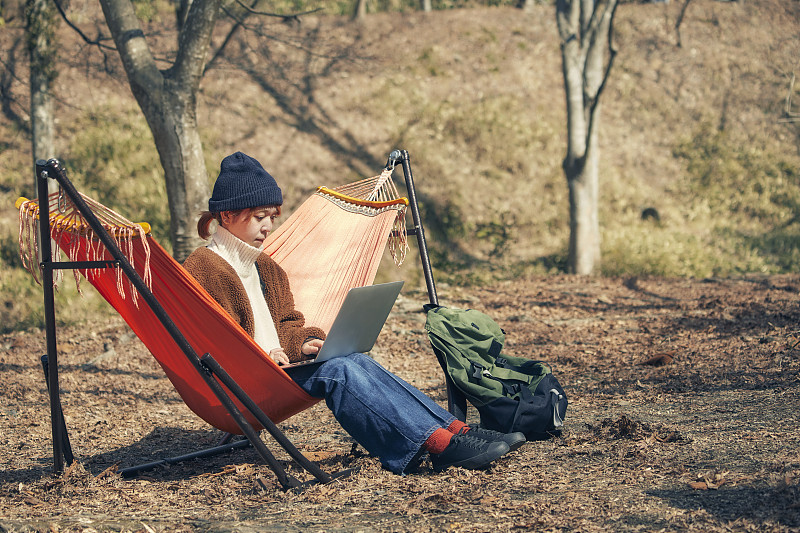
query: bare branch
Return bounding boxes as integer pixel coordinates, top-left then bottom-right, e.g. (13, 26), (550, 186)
(674, 0), (692, 48)
(209, 5), (348, 73)
(234, 0), (323, 21)
(172, 0), (222, 85)
(206, 2), (324, 74)
(555, 0), (580, 44)
(592, 0), (618, 105)
(51, 0), (116, 51)
(586, 0), (618, 119)
(584, 0), (618, 148)
(205, 9), (245, 73)
(0, 34), (28, 131)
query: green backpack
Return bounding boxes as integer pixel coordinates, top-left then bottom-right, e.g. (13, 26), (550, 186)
(425, 305), (567, 440)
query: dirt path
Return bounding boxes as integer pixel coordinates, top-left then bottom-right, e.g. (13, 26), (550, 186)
(1, 275), (799, 532)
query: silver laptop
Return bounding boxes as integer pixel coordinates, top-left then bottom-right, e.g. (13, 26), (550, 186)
(282, 280), (404, 368)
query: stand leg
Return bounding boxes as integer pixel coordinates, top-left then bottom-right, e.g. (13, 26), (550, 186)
(40, 355), (74, 466)
(388, 150), (471, 418)
(201, 354), (334, 485)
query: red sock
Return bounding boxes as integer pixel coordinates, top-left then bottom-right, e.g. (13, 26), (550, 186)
(447, 420), (469, 434)
(423, 428), (453, 454)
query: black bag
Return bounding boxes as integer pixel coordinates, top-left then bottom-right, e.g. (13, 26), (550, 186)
(425, 305), (567, 440)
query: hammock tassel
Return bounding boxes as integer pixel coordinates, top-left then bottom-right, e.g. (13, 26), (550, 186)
(16, 191), (152, 307)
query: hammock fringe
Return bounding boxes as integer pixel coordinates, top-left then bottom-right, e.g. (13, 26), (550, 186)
(16, 167), (409, 303)
(323, 167), (409, 266)
(17, 190), (152, 307)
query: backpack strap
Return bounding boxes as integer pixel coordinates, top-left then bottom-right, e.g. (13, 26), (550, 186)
(495, 356), (541, 374)
(471, 366), (531, 397)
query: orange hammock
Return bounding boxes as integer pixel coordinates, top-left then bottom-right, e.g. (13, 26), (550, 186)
(17, 170), (409, 435)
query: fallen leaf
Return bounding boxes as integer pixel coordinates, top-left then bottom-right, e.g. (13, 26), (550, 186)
(23, 494), (45, 506)
(95, 464), (119, 480)
(304, 451), (338, 461)
(253, 475), (271, 493)
(640, 353), (674, 366)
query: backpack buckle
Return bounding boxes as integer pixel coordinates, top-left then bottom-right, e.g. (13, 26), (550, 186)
(470, 362), (485, 380)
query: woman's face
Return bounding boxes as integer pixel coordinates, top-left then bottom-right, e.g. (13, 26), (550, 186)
(222, 206), (279, 249)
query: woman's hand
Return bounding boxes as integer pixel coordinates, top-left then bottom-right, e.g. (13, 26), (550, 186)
(269, 348), (290, 366)
(302, 338), (324, 356)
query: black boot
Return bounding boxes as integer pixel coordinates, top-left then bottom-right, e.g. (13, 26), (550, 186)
(430, 433), (510, 471)
(458, 425), (526, 452)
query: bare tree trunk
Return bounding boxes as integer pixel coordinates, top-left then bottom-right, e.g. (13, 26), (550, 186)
(556, 0), (617, 275)
(99, 0), (217, 261)
(566, 130), (600, 275)
(674, 0), (692, 48)
(26, 0), (58, 196)
(420, 0), (432, 12)
(352, 0), (366, 20)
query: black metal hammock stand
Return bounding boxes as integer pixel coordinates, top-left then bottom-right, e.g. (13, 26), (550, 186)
(20, 150), (467, 490)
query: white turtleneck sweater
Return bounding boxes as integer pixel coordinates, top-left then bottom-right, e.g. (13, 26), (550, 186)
(207, 227), (282, 353)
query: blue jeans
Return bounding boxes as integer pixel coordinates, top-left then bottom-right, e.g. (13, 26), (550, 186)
(287, 352), (456, 474)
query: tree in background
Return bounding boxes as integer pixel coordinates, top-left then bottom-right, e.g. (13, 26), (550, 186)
(0, 0), (61, 195)
(61, 0), (323, 261)
(25, 0), (58, 196)
(1, 1), (28, 137)
(353, 0), (366, 19)
(98, 0), (221, 261)
(556, 0), (618, 274)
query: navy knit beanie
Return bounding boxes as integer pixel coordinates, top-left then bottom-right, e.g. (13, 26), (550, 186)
(208, 152), (283, 212)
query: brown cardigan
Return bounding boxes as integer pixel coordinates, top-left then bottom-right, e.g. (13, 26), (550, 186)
(183, 247), (326, 362)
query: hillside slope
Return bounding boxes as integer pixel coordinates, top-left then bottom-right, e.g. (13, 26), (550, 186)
(0, 0), (799, 328)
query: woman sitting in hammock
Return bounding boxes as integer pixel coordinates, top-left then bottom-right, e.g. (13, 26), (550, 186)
(183, 152), (525, 475)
